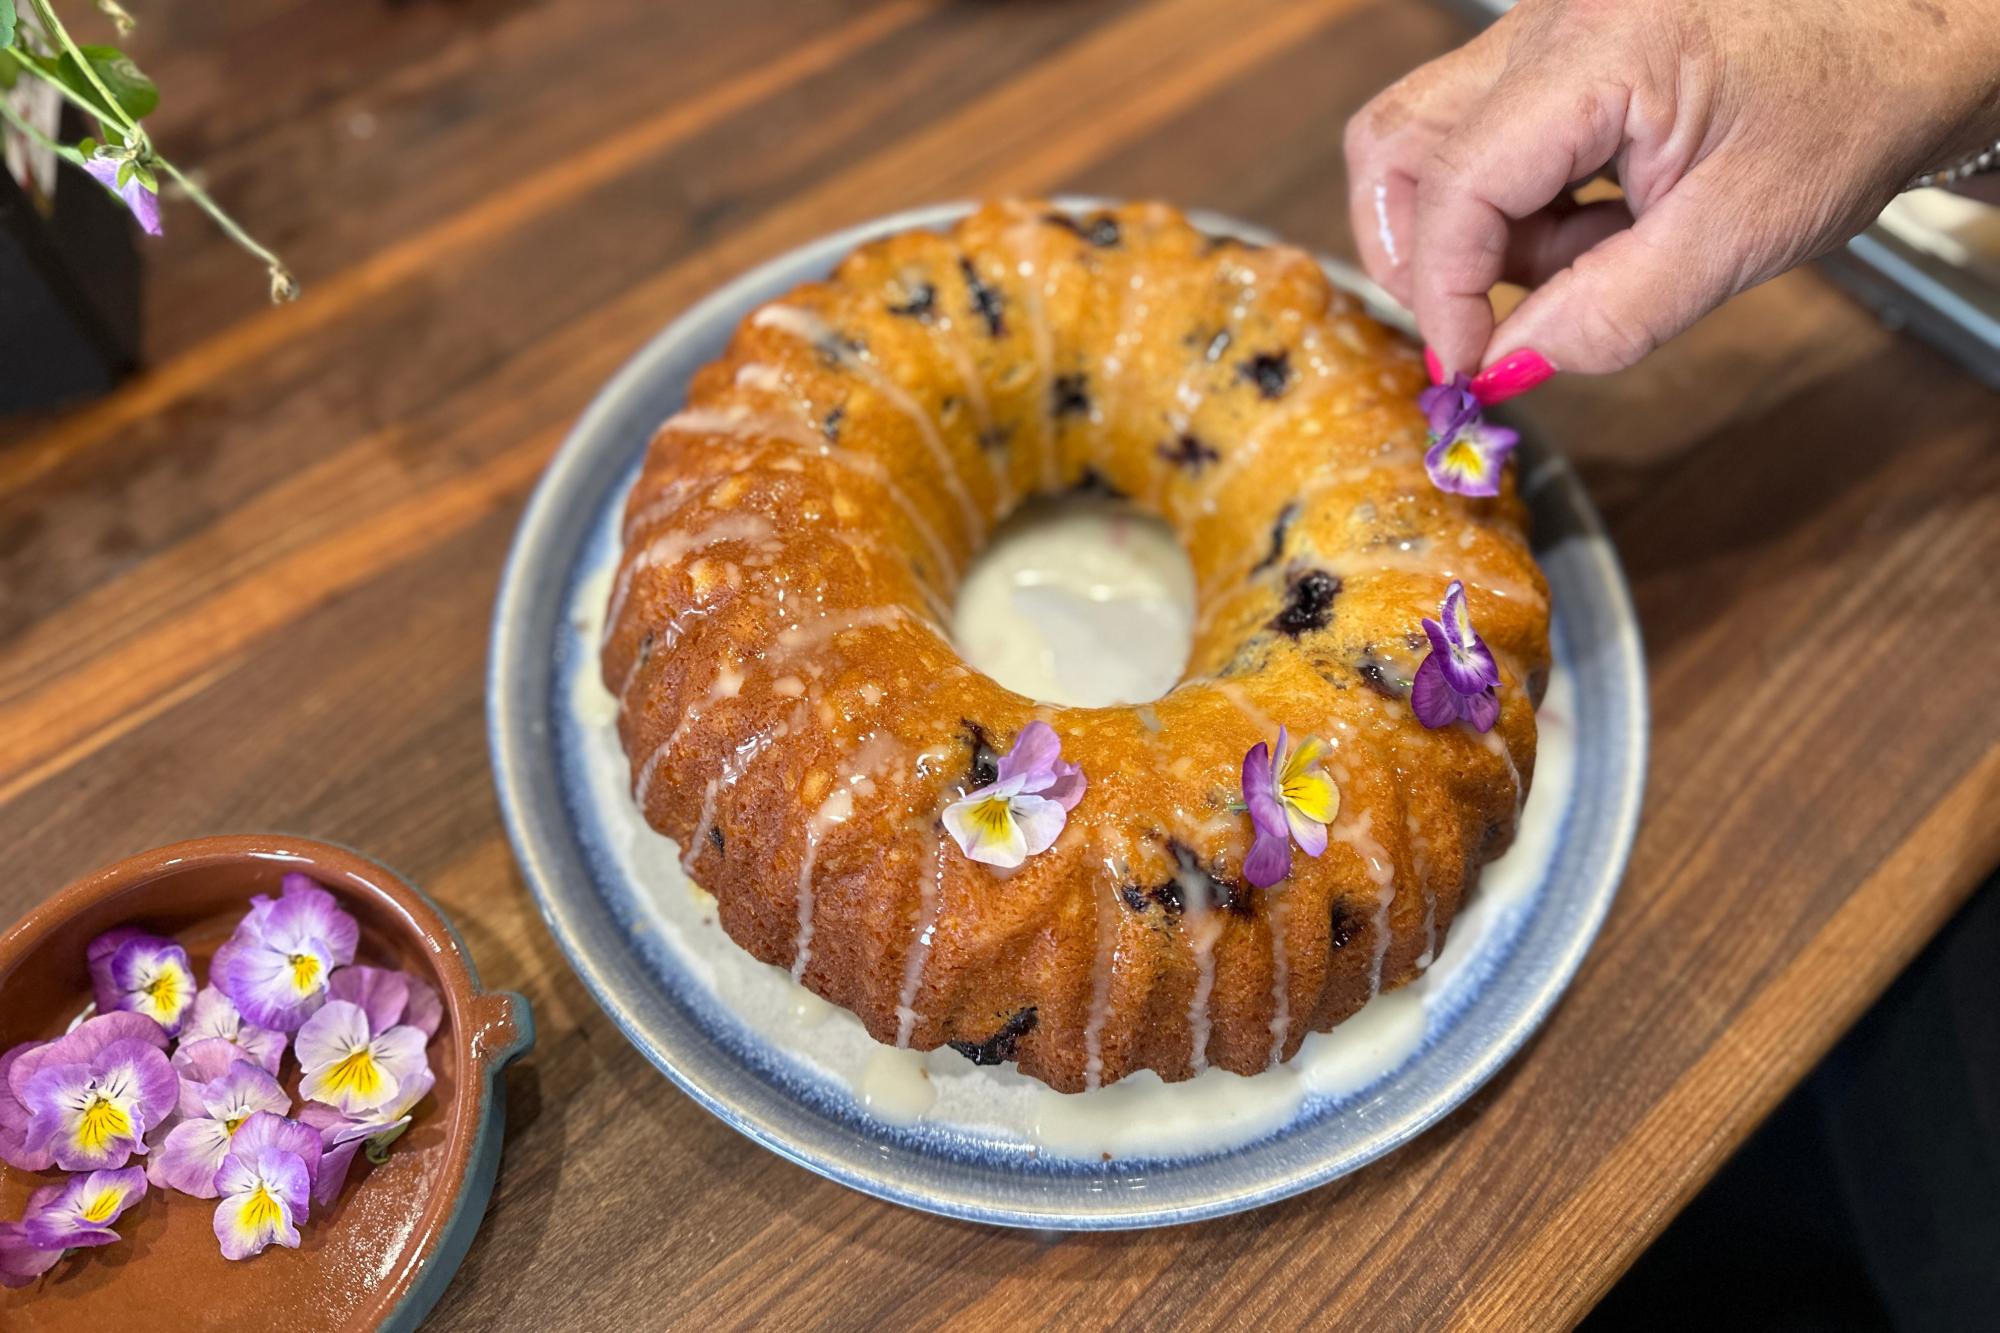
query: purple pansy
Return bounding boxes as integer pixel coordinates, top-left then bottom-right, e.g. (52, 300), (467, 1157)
(82, 155), (162, 237)
(1420, 374), (1519, 498)
(294, 1000), (427, 1117)
(1411, 580), (1502, 732)
(3, 1013), (170, 1171)
(0, 1220), (65, 1289)
(328, 965), (442, 1040)
(21, 1167), (147, 1251)
(211, 874), (359, 1032)
(1241, 728), (1340, 889)
(178, 986), (286, 1074)
(298, 1064), (435, 1209)
(212, 1112), (320, 1261)
(86, 928), (197, 1036)
(941, 721), (1087, 868)
(151, 1059), (291, 1198)
(20, 1037), (178, 1172)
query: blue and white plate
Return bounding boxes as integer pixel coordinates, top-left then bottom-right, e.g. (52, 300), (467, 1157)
(488, 201), (1647, 1229)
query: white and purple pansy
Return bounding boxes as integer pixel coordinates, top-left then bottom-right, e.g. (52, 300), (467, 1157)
(941, 721), (1086, 868)
(211, 1111), (321, 1261)
(19, 1036), (178, 1172)
(1411, 580), (1502, 732)
(21, 1167), (148, 1251)
(177, 986), (286, 1075)
(294, 1000), (428, 1118)
(1421, 374), (1519, 498)
(1, 1012), (168, 1171)
(87, 927), (198, 1036)
(211, 874), (360, 1032)
(1242, 728), (1340, 889)
(151, 1058), (291, 1198)
(298, 1064), (435, 1209)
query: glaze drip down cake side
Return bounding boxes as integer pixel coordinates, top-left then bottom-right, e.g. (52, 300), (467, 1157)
(599, 199), (1550, 1094)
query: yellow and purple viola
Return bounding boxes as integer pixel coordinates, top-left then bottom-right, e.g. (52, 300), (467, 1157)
(1242, 727), (1341, 888)
(1421, 374), (1519, 498)
(298, 1063), (435, 1209)
(87, 928), (197, 1036)
(151, 1049), (292, 1198)
(178, 985), (287, 1075)
(294, 999), (429, 1118)
(0, 1167), (148, 1287)
(14, 1020), (176, 1173)
(0, 1012), (166, 1172)
(942, 721), (1087, 868)
(212, 1111), (322, 1261)
(1411, 580), (1502, 733)
(210, 875), (361, 1032)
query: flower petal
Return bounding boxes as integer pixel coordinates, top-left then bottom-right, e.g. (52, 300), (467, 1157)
(86, 926), (147, 1014)
(273, 875), (360, 967)
(1009, 793), (1069, 859)
(1286, 804), (1330, 858)
(0, 1220), (64, 1289)
(1241, 741), (1287, 841)
(328, 965), (410, 1035)
(1039, 760), (1087, 812)
(1281, 766), (1339, 829)
(230, 1112), (323, 1189)
(152, 1117), (235, 1197)
(401, 976), (444, 1040)
(994, 720), (1061, 785)
(942, 791), (1029, 868)
(294, 1001), (369, 1076)
(109, 936), (196, 1035)
(1410, 652), (1463, 730)
(1463, 686), (1501, 734)
(1243, 830), (1292, 888)
(368, 1027), (430, 1098)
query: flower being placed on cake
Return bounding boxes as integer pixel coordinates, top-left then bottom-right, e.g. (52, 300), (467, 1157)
(1412, 580), (1502, 733)
(87, 928), (197, 1036)
(20, 1167), (148, 1251)
(211, 874), (360, 1032)
(1242, 727), (1339, 889)
(151, 1057), (291, 1198)
(1421, 374), (1519, 498)
(294, 1000), (428, 1117)
(211, 1112), (321, 1261)
(177, 986), (287, 1075)
(298, 1064), (435, 1209)
(942, 721), (1086, 868)
(19, 1035), (178, 1172)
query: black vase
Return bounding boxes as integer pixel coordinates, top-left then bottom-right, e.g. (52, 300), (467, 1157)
(0, 106), (140, 411)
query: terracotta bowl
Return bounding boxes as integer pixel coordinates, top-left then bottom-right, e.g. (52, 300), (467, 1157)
(0, 836), (533, 1332)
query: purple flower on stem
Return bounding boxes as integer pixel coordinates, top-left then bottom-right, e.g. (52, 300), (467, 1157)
(21, 1167), (147, 1250)
(212, 1112), (320, 1260)
(151, 1059), (291, 1198)
(211, 874), (360, 1032)
(294, 1000), (427, 1117)
(1420, 374), (1519, 498)
(20, 1036), (178, 1172)
(0, 1221), (64, 1290)
(298, 1064), (435, 1210)
(86, 928), (196, 1035)
(1411, 580), (1502, 732)
(82, 155), (162, 237)
(3, 1014), (170, 1172)
(178, 986), (286, 1074)
(328, 965), (443, 1040)
(1241, 728), (1340, 889)
(941, 721), (1086, 867)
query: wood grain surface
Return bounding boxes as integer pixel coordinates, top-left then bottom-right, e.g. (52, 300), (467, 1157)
(3, 1), (1996, 1327)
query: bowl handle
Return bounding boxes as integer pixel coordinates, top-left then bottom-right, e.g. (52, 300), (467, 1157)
(469, 989), (535, 1068)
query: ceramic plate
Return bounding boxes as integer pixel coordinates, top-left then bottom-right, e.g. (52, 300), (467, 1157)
(488, 201), (1647, 1229)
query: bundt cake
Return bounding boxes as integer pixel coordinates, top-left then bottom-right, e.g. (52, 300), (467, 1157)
(600, 199), (1550, 1093)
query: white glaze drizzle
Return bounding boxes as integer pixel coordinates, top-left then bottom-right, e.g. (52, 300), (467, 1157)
(1000, 217), (1061, 494)
(1081, 840), (1124, 1091)
(1266, 885), (1292, 1066)
(602, 512), (775, 647)
(894, 832), (950, 1048)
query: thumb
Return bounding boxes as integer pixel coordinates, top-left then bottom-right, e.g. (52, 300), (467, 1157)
(1482, 172), (1754, 375)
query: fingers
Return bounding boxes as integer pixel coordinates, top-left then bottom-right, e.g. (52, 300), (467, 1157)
(1500, 198), (1634, 288)
(1483, 173), (1742, 374)
(1410, 76), (1631, 376)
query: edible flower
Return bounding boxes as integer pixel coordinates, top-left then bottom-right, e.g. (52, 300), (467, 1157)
(1, 1013), (167, 1170)
(294, 1000), (427, 1117)
(152, 1058), (291, 1198)
(1411, 580), (1502, 732)
(1242, 727), (1339, 888)
(329, 965), (444, 1040)
(0, 1221), (63, 1290)
(178, 986), (287, 1074)
(21, 1167), (148, 1251)
(941, 721), (1086, 868)
(299, 1065), (435, 1209)
(20, 1036), (178, 1172)
(1421, 374), (1519, 498)
(83, 153), (164, 238)
(87, 928), (197, 1035)
(211, 874), (360, 1032)
(212, 1112), (320, 1261)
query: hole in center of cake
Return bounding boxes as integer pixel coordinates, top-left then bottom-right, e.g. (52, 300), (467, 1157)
(951, 496), (1195, 707)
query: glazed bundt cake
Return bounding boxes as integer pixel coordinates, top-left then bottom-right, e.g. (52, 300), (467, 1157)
(601, 200), (1550, 1093)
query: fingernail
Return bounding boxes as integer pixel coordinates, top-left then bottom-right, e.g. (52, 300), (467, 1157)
(1424, 345), (1446, 386)
(1470, 348), (1555, 405)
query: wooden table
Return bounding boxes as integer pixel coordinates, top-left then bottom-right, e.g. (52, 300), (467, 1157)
(4, 1), (1996, 1326)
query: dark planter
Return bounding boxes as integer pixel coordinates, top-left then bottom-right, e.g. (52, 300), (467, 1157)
(0, 106), (140, 410)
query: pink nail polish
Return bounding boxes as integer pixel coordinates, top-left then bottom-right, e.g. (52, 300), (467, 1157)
(1424, 345), (1446, 386)
(1470, 348), (1555, 405)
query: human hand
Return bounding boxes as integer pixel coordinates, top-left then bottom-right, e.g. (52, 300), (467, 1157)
(1344, 0), (2000, 389)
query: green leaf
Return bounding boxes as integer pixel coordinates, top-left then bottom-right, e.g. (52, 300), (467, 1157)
(0, 50), (17, 93)
(65, 45), (157, 121)
(0, 1), (16, 51)
(75, 135), (96, 156)
(116, 156), (134, 188)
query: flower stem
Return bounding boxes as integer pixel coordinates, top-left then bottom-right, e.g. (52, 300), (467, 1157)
(25, 0), (139, 141)
(0, 94), (86, 166)
(152, 158), (299, 301)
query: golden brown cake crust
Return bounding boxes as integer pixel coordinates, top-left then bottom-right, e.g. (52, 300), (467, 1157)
(600, 200), (1551, 1092)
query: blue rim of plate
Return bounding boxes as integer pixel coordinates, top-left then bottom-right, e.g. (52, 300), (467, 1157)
(488, 199), (1648, 1229)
